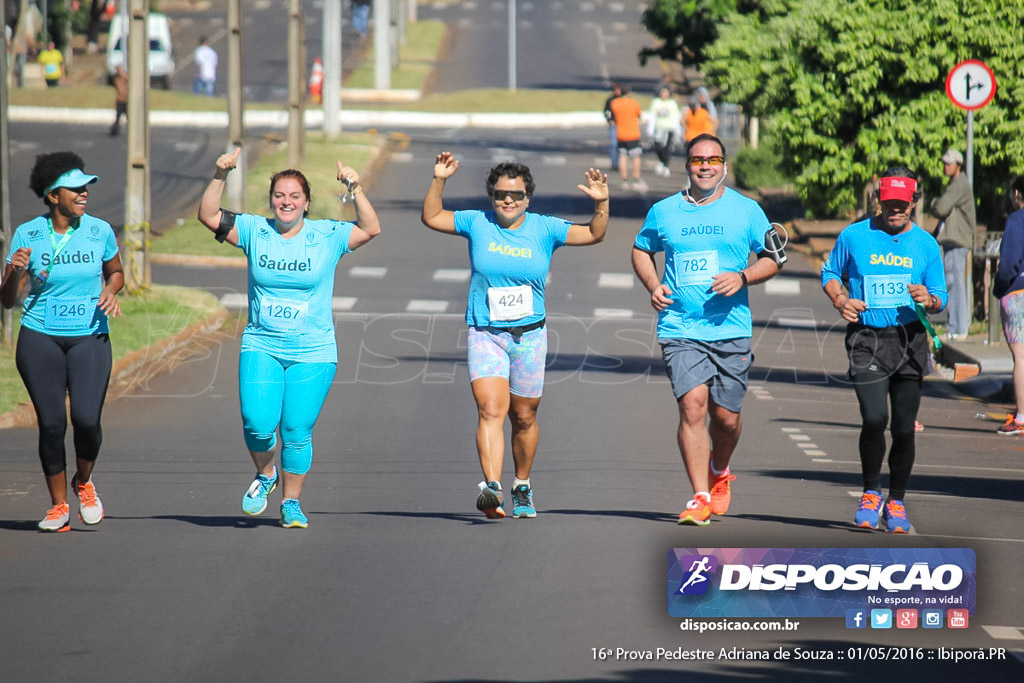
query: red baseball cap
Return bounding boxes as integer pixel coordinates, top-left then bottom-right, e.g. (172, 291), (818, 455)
(879, 176), (917, 202)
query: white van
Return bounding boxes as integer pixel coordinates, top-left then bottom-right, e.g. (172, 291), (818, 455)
(106, 12), (174, 89)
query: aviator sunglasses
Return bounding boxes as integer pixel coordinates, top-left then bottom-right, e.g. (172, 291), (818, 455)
(491, 189), (528, 201)
(687, 155), (726, 167)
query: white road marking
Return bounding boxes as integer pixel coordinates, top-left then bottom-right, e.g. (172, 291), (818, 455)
(349, 266), (387, 279)
(981, 626), (1024, 640)
(598, 273), (634, 289)
(812, 458), (833, 463)
(332, 297), (357, 311)
(593, 308), (633, 319)
(781, 427), (802, 432)
(390, 152), (414, 163)
(433, 268), (471, 282)
(804, 450), (828, 456)
(789, 434), (811, 441)
(777, 317), (819, 328)
(220, 293), (247, 309)
(542, 155), (567, 166)
(797, 443), (820, 449)
(764, 278), (801, 295)
(406, 299), (449, 313)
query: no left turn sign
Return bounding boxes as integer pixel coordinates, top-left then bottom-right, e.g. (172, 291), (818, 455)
(946, 60), (997, 111)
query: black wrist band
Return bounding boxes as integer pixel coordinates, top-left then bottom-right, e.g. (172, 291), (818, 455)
(739, 271), (748, 285)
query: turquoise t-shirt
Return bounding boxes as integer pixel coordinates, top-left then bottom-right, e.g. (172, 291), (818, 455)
(453, 210), (570, 328)
(235, 214), (354, 363)
(821, 218), (947, 329)
(7, 214), (119, 336)
(634, 188), (770, 341)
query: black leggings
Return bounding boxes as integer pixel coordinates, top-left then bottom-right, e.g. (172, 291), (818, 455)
(851, 370), (921, 500)
(653, 132), (674, 166)
(15, 327), (112, 476)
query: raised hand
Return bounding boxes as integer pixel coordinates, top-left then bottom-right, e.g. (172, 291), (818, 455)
(215, 147), (241, 173)
(433, 151), (459, 180)
(577, 168), (609, 202)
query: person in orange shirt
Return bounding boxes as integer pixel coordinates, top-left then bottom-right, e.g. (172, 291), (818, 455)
(683, 95), (716, 141)
(609, 85), (646, 191)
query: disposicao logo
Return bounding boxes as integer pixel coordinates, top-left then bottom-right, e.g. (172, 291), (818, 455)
(667, 548), (976, 619)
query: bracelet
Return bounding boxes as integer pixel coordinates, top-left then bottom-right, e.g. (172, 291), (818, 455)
(739, 271), (748, 285)
(351, 186), (363, 196)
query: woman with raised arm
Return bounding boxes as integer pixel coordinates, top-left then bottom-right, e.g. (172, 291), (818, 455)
(421, 152), (608, 519)
(197, 149), (381, 528)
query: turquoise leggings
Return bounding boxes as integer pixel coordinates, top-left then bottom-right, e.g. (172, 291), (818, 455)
(238, 351), (336, 475)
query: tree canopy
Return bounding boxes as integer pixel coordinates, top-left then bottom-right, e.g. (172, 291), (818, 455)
(691, 0), (1024, 219)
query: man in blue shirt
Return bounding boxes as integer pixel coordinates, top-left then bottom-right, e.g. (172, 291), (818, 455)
(632, 134), (781, 526)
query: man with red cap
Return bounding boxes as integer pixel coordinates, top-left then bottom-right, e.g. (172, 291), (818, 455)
(821, 166), (947, 534)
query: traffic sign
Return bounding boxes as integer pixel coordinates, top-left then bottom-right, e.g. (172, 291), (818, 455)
(946, 60), (996, 111)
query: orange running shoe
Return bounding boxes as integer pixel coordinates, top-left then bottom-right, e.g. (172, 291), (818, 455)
(678, 495), (711, 526)
(997, 415), (1024, 436)
(709, 469), (737, 516)
(38, 502), (70, 532)
(73, 475), (104, 525)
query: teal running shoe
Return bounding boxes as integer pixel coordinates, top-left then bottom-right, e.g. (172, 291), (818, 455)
(854, 490), (883, 530)
(511, 484), (536, 519)
(476, 481), (505, 519)
(242, 467), (278, 516)
(280, 498), (308, 528)
(882, 499), (911, 533)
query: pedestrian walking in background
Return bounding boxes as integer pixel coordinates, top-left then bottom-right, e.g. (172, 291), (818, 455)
(682, 94), (715, 142)
(603, 82), (622, 170)
(821, 167), (947, 533)
(351, 0), (371, 38)
(632, 134), (781, 526)
(647, 85), (682, 177)
(192, 36), (218, 96)
(109, 62), (128, 136)
(37, 40), (63, 87)
(929, 148), (976, 341)
(609, 84), (646, 191)
(994, 176), (1024, 435)
(1, 151), (124, 532)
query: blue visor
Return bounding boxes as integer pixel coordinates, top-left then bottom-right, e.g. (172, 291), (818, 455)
(45, 169), (99, 194)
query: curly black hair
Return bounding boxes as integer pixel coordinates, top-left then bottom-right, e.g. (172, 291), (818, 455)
(485, 162), (535, 199)
(29, 151), (87, 204)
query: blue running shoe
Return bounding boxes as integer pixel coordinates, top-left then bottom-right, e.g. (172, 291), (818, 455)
(883, 499), (911, 533)
(476, 481), (505, 519)
(280, 498), (308, 528)
(511, 484), (536, 519)
(854, 490), (884, 530)
(242, 467), (278, 516)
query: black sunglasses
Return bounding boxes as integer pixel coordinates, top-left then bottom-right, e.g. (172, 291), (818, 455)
(491, 189), (527, 201)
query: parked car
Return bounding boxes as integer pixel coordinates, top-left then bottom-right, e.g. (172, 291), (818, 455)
(106, 12), (174, 90)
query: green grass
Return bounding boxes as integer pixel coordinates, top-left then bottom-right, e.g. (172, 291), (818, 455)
(0, 285), (223, 415)
(347, 88), (646, 113)
(152, 131), (381, 257)
(345, 20), (445, 89)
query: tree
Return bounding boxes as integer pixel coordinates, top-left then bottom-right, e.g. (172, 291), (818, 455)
(704, 0), (1024, 219)
(638, 0), (747, 68)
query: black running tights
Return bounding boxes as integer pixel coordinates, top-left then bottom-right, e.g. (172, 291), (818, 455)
(15, 327), (112, 476)
(851, 370), (921, 501)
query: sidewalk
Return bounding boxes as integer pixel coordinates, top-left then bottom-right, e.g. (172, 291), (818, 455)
(926, 333), (1013, 404)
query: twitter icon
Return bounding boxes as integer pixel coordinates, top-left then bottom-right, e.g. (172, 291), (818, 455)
(870, 609), (892, 629)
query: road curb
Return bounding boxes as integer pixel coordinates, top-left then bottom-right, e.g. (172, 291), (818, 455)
(0, 308), (231, 430)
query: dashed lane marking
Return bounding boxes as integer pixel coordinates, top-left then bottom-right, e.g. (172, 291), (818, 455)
(349, 266), (387, 279)
(593, 308), (633, 319)
(433, 268), (471, 282)
(406, 299), (449, 313)
(764, 278), (801, 295)
(597, 273), (634, 289)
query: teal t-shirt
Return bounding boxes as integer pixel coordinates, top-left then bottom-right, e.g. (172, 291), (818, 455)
(634, 188), (770, 341)
(453, 210), (570, 328)
(235, 214), (354, 363)
(821, 218), (947, 328)
(7, 214), (119, 336)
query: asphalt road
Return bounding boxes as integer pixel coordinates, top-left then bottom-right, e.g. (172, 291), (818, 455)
(3, 2), (1024, 681)
(3, 125), (1024, 681)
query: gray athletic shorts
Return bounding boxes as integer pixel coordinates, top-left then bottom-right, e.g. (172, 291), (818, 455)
(660, 337), (753, 413)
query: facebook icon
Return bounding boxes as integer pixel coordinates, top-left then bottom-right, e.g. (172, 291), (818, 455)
(845, 609), (866, 629)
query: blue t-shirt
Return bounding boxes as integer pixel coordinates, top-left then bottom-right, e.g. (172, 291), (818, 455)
(7, 214), (119, 336)
(821, 218), (947, 329)
(634, 188), (770, 340)
(454, 210), (570, 328)
(235, 214), (354, 363)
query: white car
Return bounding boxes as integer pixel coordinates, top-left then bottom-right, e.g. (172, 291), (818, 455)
(106, 12), (174, 89)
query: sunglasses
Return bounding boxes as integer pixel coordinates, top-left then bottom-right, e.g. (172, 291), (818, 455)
(491, 189), (527, 201)
(687, 155), (725, 167)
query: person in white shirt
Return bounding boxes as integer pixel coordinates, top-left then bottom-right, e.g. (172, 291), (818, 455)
(193, 36), (218, 96)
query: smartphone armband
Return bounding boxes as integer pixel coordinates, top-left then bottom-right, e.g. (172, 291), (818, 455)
(214, 208), (239, 243)
(764, 225), (787, 266)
